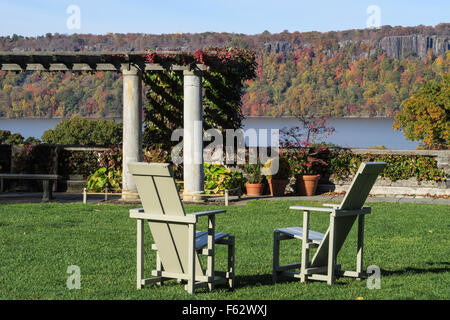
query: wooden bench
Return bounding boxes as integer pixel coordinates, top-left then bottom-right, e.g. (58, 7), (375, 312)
(0, 174), (61, 202)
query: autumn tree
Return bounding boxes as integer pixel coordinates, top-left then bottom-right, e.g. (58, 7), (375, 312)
(393, 74), (449, 149)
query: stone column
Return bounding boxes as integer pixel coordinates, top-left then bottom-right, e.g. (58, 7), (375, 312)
(121, 64), (143, 201)
(183, 70), (204, 201)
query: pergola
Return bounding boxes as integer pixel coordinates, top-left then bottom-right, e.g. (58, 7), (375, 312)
(0, 51), (208, 201)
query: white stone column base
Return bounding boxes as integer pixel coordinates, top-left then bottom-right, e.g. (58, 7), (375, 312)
(182, 192), (206, 202)
(121, 191), (141, 202)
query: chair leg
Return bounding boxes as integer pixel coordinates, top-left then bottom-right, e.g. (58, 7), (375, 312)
(300, 245), (309, 283)
(356, 214), (365, 280)
(300, 210), (310, 283)
(327, 216), (337, 285)
(272, 231), (280, 283)
(156, 252), (164, 286)
(187, 224), (196, 294)
(136, 219), (144, 289)
(227, 235), (235, 290)
(207, 215), (215, 291)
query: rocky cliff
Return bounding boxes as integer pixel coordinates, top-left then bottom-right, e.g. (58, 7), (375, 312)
(379, 34), (449, 59)
(264, 34), (449, 60)
(264, 41), (293, 54)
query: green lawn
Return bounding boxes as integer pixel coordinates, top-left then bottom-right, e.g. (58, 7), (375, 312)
(0, 200), (448, 300)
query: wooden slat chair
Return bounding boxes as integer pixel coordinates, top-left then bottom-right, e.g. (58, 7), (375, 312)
(128, 162), (235, 294)
(273, 161), (386, 285)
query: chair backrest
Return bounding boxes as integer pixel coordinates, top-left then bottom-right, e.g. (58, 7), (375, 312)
(128, 162), (185, 217)
(128, 162), (205, 276)
(310, 161), (386, 267)
(338, 162), (387, 210)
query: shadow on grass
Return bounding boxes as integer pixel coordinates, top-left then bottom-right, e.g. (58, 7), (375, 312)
(233, 273), (349, 288)
(232, 264), (450, 288)
(233, 274), (274, 288)
(381, 262), (450, 277)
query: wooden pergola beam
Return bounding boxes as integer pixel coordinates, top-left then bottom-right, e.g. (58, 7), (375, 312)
(0, 51), (207, 72)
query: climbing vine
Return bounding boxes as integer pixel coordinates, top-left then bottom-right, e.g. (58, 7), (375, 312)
(141, 48), (257, 151)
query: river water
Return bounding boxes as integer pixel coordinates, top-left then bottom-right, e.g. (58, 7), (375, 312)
(0, 117), (418, 149)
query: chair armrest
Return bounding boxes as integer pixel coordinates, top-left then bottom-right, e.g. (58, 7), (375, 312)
(334, 206), (371, 217)
(289, 206), (334, 213)
(130, 208), (197, 224)
(323, 203), (340, 208)
(189, 210), (227, 218)
(190, 211), (226, 249)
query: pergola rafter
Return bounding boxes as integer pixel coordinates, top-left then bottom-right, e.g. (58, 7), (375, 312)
(0, 51), (207, 72)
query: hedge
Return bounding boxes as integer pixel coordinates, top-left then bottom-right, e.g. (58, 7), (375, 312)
(328, 149), (446, 183)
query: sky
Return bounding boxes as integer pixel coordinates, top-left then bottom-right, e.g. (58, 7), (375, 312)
(0, 0), (448, 37)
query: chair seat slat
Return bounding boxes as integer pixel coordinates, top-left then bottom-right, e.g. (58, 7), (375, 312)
(195, 231), (228, 249)
(276, 227), (324, 243)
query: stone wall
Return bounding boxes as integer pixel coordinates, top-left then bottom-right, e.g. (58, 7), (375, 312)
(318, 148), (450, 196)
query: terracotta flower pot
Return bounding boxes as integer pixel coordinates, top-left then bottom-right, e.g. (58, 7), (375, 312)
(268, 179), (289, 197)
(296, 174), (320, 196)
(245, 183), (264, 196)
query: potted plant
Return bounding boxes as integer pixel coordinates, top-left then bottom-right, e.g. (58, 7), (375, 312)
(280, 115), (334, 196)
(289, 146), (328, 196)
(263, 154), (291, 196)
(242, 162), (264, 196)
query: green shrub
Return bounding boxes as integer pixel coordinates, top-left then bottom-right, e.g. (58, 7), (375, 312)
(24, 136), (41, 145)
(42, 117), (122, 146)
(204, 163), (244, 195)
(86, 167), (121, 192)
(1, 130), (42, 146)
(86, 147), (122, 192)
(0, 130), (11, 144)
(5, 133), (25, 145)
